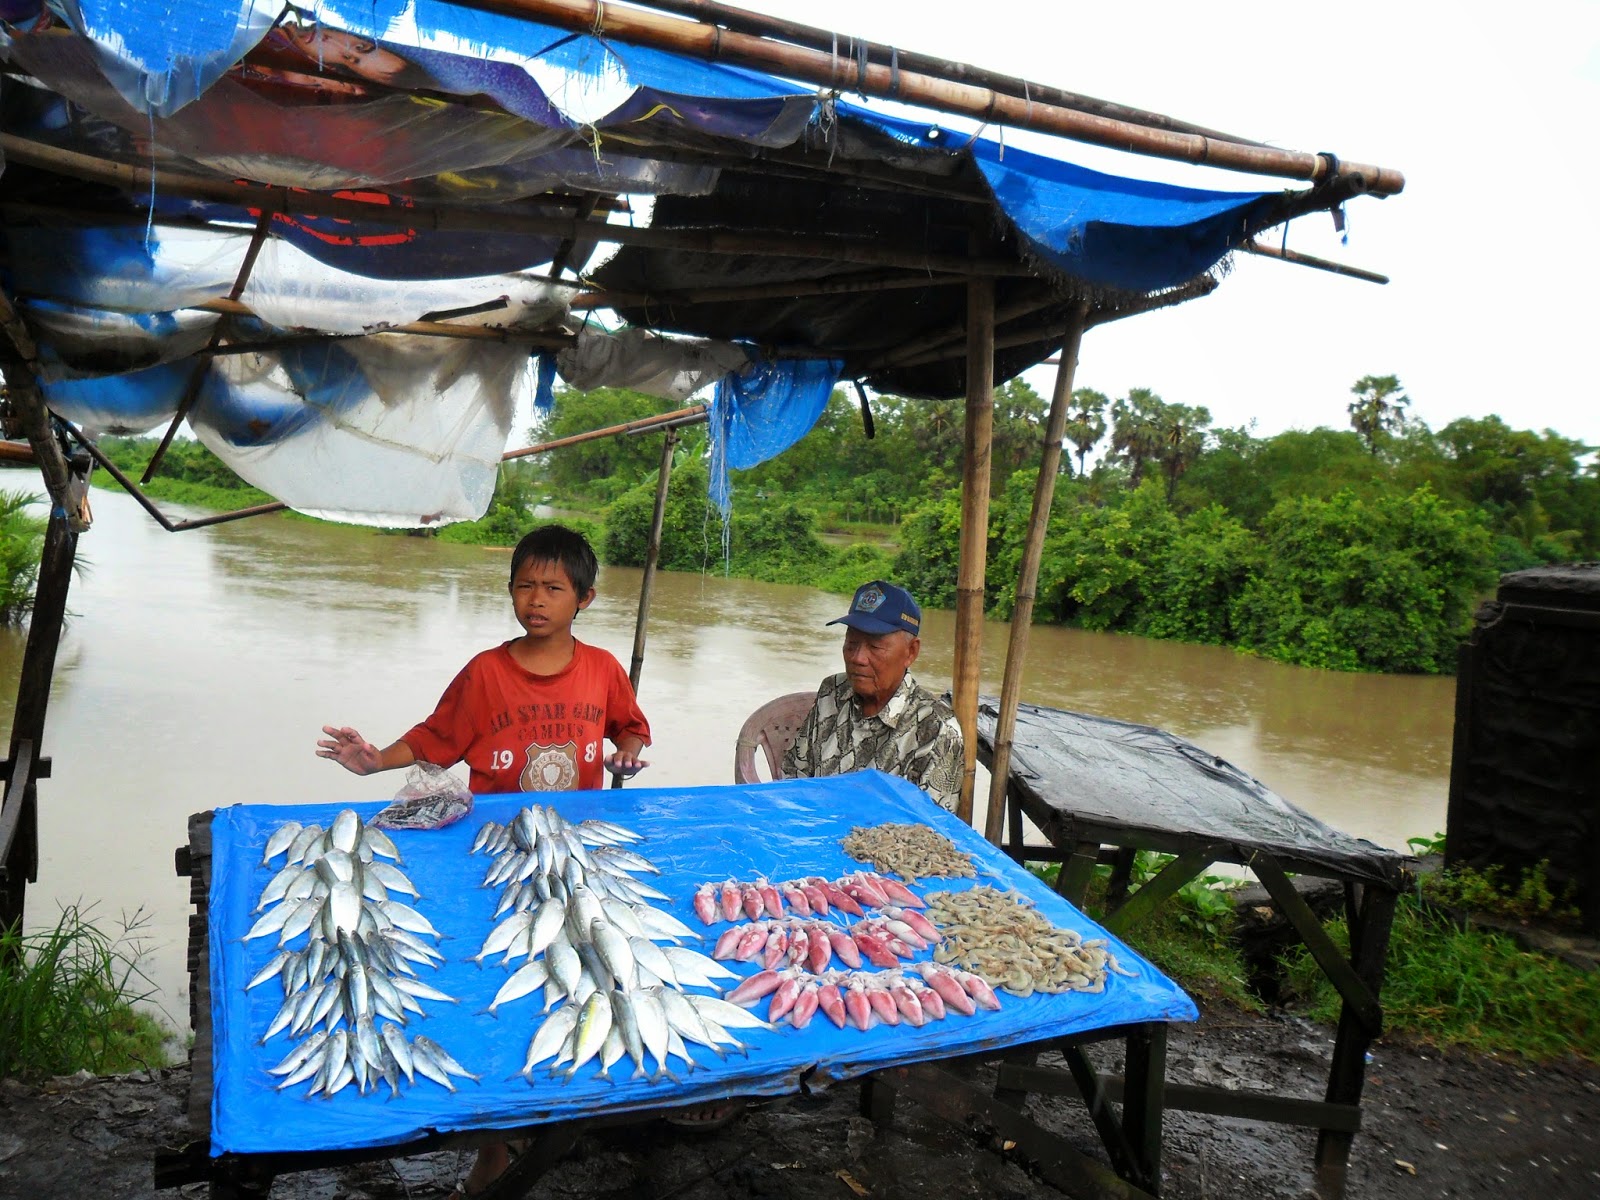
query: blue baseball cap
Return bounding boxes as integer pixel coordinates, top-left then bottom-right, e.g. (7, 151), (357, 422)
(828, 580), (922, 637)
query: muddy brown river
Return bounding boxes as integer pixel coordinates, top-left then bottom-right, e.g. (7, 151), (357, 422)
(0, 487), (1454, 1030)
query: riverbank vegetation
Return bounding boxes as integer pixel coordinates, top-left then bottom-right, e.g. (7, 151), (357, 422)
(90, 372), (1596, 675)
(0, 906), (171, 1080)
(1047, 842), (1600, 1066)
(0, 488), (47, 625)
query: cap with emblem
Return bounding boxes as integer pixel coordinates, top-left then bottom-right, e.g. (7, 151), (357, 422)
(827, 580), (922, 637)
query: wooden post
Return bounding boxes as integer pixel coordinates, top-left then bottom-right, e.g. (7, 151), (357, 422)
(983, 304), (1089, 844)
(0, 500), (81, 934)
(952, 275), (994, 826)
(611, 430), (678, 789)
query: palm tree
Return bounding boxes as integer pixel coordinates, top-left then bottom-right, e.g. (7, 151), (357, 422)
(1109, 388), (1166, 487)
(1065, 389), (1108, 477)
(1155, 403), (1212, 501)
(1348, 374), (1409, 455)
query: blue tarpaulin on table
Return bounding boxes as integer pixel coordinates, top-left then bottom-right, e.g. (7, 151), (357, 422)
(208, 771), (1195, 1156)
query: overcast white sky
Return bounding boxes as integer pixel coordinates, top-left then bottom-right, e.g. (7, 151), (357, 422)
(737, 0), (1600, 448)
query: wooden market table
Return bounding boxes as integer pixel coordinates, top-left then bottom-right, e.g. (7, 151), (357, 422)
(977, 699), (1413, 1200)
(157, 782), (1195, 1199)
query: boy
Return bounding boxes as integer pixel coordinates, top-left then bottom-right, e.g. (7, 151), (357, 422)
(315, 524), (648, 1198)
(317, 522), (650, 791)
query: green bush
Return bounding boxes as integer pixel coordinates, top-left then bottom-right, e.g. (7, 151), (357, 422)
(1283, 897), (1600, 1063)
(0, 906), (172, 1080)
(0, 489), (46, 626)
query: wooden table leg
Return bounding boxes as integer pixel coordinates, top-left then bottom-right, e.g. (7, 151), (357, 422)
(860, 1073), (897, 1128)
(1121, 1023), (1167, 1197)
(1314, 885), (1396, 1199)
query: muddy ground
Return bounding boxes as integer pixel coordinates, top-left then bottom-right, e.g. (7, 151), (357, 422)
(2, 1007), (1597, 1200)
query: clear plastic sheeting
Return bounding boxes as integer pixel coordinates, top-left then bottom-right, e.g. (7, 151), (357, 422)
(21, 298), (219, 381)
(555, 326), (749, 402)
(206, 771), (1195, 1156)
(191, 335), (528, 527)
(41, 359), (188, 436)
(977, 699), (1411, 887)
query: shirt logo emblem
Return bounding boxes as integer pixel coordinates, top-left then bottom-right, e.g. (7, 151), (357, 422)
(855, 586), (886, 613)
(521, 742), (578, 791)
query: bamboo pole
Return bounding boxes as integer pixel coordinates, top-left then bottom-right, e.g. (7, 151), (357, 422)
(0, 290), (77, 521)
(448, 0), (1404, 195)
(952, 274), (995, 827)
(571, 270), (974, 311)
(983, 303), (1089, 846)
(631, 0), (1272, 148)
(501, 405), (708, 460)
(612, 428), (680, 789)
(141, 205), (274, 483)
(0, 136), (1027, 279)
(1241, 240), (1390, 285)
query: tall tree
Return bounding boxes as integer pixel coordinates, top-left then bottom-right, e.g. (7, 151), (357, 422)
(1347, 374), (1410, 455)
(1109, 388), (1168, 487)
(1154, 402), (1213, 501)
(1065, 388), (1108, 477)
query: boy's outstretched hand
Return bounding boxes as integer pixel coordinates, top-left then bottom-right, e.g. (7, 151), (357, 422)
(317, 726), (383, 775)
(606, 738), (650, 778)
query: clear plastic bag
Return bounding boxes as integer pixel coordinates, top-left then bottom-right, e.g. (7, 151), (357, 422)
(370, 763), (474, 830)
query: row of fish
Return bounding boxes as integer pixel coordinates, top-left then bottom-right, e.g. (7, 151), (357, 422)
(724, 962), (1001, 1030)
(925, 886), (1136, 997)
(709, 910), (943, 973)
(471, 804), (763, 1087)
(841, 822), (977, 881)
(692, 870), (925, 926)
(518, 984), (773, 1083)
(249, 809), (467, 1098)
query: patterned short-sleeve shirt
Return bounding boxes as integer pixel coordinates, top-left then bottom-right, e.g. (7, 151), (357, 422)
(780, 672), (965, 810)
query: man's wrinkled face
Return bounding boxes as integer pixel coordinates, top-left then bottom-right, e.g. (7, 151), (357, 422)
(842, 628), (920, 703)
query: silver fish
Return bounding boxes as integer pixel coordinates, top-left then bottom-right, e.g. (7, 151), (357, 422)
(663, 1027), (700, 1072)
(243, 900), (297, 943)
(591, 845), (659, 875)
(314, 848), (357, 886)
(277, 1039), (331, 1091)
(664, 945), (739, 984)
(327, 880), (363, 934)
(600, 898), (646, 939)
(522, 1005), (579, 1076)
(689, 992), (775, 1032)
(656, 987), (725, 1058)
(262, 820), (304, 866)
(329, 809), (362, 854)
(413, 1035), (478, 1082)
(470, 821), (500, 855)
(632, 989), (674, 1080)
(596, 1024), (626, 1081)
(367, 860), (420, 899)
(285, 823), (325, 866)
(546, 934), (582, 1004)
(630, 937), (679, 989)
(610, 990), (648, 1081)
(255, 863), (304, 912)
(487, 959), (548, 1015)
(410, 1042), (455, 1092)
(590, 919), (637, 991)
(380, 1020), (415, 1083)
(632, 905), (699, 942)
(473, 909), (532, 964)
(379, 900), (442, 939)
(390, 976), (457, 1004)
(246, 950), (292, 991)
(564, 991), (613, 1080)
(360, 824), (401, 863)
(277, 895), (324, 946)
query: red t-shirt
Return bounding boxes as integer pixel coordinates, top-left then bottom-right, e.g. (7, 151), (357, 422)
(399, 640), (651, 794)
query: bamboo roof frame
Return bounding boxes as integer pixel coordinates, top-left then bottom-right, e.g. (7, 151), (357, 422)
(0, 8), (1411, 1105)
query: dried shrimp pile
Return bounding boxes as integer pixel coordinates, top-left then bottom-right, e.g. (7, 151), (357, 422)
(925, 885), (1135, 997)
(841, 823), (976, 881)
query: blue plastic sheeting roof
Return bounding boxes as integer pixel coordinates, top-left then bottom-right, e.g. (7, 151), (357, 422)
(207, 771), (1195, 1155)
(3, 0), (1281, 297)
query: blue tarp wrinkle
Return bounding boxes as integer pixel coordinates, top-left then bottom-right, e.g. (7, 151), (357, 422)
(208, 771), (1195, 1156)
(708, 357), (841, 518)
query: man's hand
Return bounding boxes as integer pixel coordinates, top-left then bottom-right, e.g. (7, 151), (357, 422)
(317, 726), (384, 776)
(606, 737), (650, 777)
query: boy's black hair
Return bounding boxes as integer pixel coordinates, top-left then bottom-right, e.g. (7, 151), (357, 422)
(509, 524), (598, 595)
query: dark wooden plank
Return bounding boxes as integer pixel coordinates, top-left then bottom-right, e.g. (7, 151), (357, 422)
(1057, 841), (1102, 904)
(1061, 1044), (1145, 1186)
(1253, 853), (1381, 1034)
(1315, 885), (1397, 1198)
(187, 811), (215, 1137)
(1103, 846), (1215, 937)
(1121, 1024), (1166, 1196)
(860, 1074), (897, 1126)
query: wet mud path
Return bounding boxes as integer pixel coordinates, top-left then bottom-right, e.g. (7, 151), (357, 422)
(2, 1009), (1596, 1199)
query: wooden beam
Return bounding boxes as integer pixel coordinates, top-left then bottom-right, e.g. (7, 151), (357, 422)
(501, 405), (709, 461)
(984, 303), (1087, 844)
(0, 289), (78, 519)
(571, 269), (974, 311)
(952, 272), (994, 826)
(1242, 240), (1389, 284)
(449, 0), (1404, 195)
(634, 0), (1273, 148)
(0, 135), (1028, 279)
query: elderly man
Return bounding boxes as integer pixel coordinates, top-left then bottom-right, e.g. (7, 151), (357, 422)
(782, 580), (965, 810)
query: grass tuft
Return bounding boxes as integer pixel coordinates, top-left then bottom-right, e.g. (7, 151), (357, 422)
(0, 905), (173, 1081)
(1281, 896), (1600, 1063)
